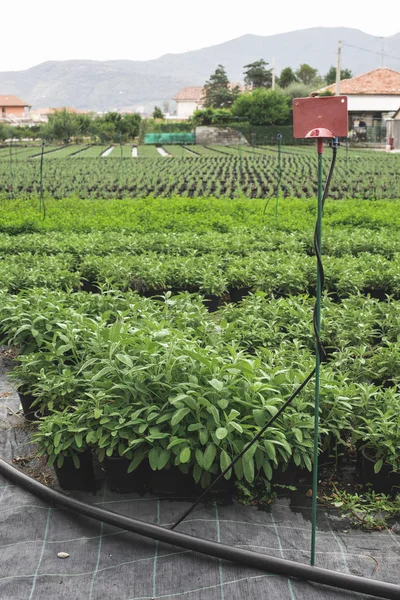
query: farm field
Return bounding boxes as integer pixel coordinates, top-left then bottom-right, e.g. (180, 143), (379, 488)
(0, 143), (399, 199)
(1, 194), (400, 493)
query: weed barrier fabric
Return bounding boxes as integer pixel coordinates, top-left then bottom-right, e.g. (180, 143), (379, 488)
(1, 351), (400, 600)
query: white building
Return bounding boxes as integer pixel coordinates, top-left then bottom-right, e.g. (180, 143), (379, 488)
(173, 87), (204, 119)
(317, 67), (400, 132)
(174, 83), (245, 119)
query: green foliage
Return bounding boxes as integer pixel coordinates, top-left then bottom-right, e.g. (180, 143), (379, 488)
(231, 89), (290, 126)
(191, 107), (236, 126)
(152, 106), (164, 119)
(203, 65), (239, 109)
(295, 64), (319, 86)
(325, 66), (353, 86)
(243, 59), (272, 89)
(278, 67), (298, 88)
(324, 487), (400, 530)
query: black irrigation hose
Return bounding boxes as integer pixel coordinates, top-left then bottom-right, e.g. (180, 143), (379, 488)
(172, 146), (338, 531)
(0, 458), (399, 600)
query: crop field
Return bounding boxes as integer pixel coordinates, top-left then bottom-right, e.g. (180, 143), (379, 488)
(1, 189), (400, 492)
(0, 143), (399, 199)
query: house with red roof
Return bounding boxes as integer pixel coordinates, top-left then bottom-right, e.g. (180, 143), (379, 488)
(0, 95), (31, 121)
(174, 83), (244, 119)
(316, 68), (400, 137)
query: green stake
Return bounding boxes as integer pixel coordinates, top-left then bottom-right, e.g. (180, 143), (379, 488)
(311, 141), (323, 566)
(39, 140), (46, 218)
(275, 133), (282, 219)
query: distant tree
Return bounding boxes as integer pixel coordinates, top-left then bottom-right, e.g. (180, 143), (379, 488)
(46, 108), (78, 142)
(325, 66), (353, 85)
(231, 89), (290, 126)
(191, 107), (234, 126)
(203, 65), (239, 109)
(0, 123), (11, 142)
(152, 106), (164, 119)
(318, 89), (334, 96)
(76, 113), (93, 137)
(243, 59), (272, 89)
(278, 67), (297, 88)
(162, 101), (170, 114)
(295, 64), (319, 86)
(120, 113), (141, 138)
(280, 82), (314, 101)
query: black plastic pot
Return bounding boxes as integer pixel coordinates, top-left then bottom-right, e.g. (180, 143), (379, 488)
(104, 456), (150, 494)
(361, 449), (400, 496)
(18, 391), (38, 422)
(228, 287), (251, 303)
(54, 450), (95, 492)
(203, 294), (221, 313)
(150, 466), (188, 496)
(272, 462), (307, 486)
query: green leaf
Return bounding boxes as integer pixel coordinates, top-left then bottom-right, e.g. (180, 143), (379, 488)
(94, 408), (102, 419)
(293, 428), (303, 443)
(116, 353), (133, 368)
(74, 433), (83, 448)
(242, 456), (255, 483)
(303, 454), (312, 472)
(149, 448), (159, 470)
(263, 461), (273, 480)
(220, 450), (231, 477)
(199, 429), (209, 445)
(171, 407), (191, 426)
(374, 458), (384, 474)
(195, 449), (204, 468)
(158, 450), (171, 470)
(264, 441), (276, 461)
(203, 443), (216, 470)
(215, 427), (228, 440)
(218, 399), (229, 409)
(193, 462), (202, 484)
(127, 449), (146, 473)
(253, 409), (266, 427)
(180, 447), (191, 464)
(208, 379), (224, 392)
(188, 423), (202, 432)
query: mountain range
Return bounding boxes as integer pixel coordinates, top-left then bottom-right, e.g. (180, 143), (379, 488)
(1, 27), (400, 112)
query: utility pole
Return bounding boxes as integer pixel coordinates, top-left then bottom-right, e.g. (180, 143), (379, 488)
(335, 40), (342, 96)
(379, 37), (384, 67)
(272, 57), (276, 90)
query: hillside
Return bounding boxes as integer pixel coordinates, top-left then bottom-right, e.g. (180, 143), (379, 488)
(1, 27), (399, 111)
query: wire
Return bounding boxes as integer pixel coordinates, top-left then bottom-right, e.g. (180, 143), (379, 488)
(171, 144), (338, 532)
(342, 42), (400, 63)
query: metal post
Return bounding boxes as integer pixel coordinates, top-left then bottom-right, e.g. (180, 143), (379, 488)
(276, 133), (282, 219)
(335, 41), (342, 96)
(311, 138), (324, 566)
(346, 137), (349, 174)
(239, 133), (243, 182)
(39, 140), (45, 218)
(9, 137), (13, 196)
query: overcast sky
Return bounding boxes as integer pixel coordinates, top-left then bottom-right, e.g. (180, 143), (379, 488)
(1, 0), (399, 72)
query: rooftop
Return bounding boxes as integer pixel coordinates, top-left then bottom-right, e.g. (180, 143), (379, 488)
(0, 95), (31, 107)
(174, 83), (245, 102)
(319, 67), (400, 95)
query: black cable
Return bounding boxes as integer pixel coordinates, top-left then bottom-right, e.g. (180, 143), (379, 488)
(172, 145), (338, 531)
(171, 368), (316, 529)
(313, 144), (337, 363)
(0, 458), (399, 600)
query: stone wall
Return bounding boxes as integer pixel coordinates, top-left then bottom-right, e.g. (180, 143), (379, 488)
(195, 126), (249, 146)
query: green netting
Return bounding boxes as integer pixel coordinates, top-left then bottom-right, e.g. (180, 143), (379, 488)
(144, 133), (196, 144)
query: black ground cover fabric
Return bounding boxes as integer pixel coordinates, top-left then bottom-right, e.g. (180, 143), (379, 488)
(1, 351), (399, 600)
